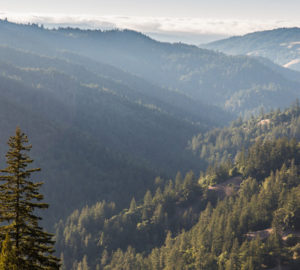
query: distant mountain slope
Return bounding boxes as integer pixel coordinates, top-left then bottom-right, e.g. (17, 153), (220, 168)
(0, 21), (236, 229)
(0, 46), (230, 126)
(1, 20), (300, 116)
(0, 55), (207, 225)
(202, 27), (300, 71)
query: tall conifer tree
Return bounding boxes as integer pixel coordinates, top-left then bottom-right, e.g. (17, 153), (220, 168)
(0, 127), (60, 269)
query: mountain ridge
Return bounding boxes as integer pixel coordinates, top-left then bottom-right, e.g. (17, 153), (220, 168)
(202, 27), (300, 71)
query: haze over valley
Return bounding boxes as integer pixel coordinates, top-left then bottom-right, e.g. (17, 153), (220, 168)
(0, 1), (300, 269)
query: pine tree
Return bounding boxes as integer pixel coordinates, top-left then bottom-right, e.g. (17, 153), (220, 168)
(77, 255), (89, 270)
(101, 249), (109, 266)
(0, 127), (60, 269)
(225, 238), (240, 270)
(143, 190), (153, 206)
(129, 197), (137, 212)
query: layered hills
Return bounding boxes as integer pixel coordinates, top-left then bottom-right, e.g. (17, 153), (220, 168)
(1, 21), (300, 116)
(0, 20), (300, 230)
(0, 46), (210, 224)
(0, 19), (300, 270)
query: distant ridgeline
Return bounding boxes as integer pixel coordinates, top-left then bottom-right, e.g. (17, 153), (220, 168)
(0, 20), (300, 117)
(57, 103), (300, 270)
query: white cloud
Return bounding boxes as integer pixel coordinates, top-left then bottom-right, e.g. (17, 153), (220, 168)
(1, 12), (300, 38)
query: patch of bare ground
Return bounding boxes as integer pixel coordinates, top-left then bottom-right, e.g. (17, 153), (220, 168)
(258, 118), (271, 126)
(246, 228), (273, 240)
(246, 228), (300, 241)
(282, 230), (300, 240)
(208, 176), (243, 197)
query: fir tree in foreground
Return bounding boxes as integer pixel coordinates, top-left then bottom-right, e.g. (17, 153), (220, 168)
(0, 127), (60, 269)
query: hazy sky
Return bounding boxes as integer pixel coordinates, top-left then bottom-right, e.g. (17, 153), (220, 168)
(1, 0), (300, 43)
(1, 0), (300, 19)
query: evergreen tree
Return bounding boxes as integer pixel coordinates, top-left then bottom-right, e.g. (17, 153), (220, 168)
(129, 198), (137, 212)
(0, 127), (60, 269)
(101, 249), (109, 266)
(77, 255), (89, 270)
(143, 190), (153, 206)
(225, 239), (240, 270)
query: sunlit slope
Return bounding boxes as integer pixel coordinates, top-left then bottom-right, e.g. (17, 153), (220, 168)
(203, 27), (300, 71)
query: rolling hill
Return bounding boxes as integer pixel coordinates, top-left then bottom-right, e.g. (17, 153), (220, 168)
(202, 27), (300, 71)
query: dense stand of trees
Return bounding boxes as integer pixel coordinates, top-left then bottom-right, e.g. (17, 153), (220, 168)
(55, 104), (300, 269)
(1, 107), (300, 269)
(56, 171), (209, 269)
(97, 138), (300, 270)
(0, 103), (299, 270)
(190, 101), (300, 165)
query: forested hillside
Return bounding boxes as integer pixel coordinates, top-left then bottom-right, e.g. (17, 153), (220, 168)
(3, 20), (299, 227)
(102, 143), (300, 270)
(0, 48), (212, 225)
(56, 104), (300, 269)
(189, 101), (300, 165)
(1, 20), (300, 269)
(1, 20), (300, 116)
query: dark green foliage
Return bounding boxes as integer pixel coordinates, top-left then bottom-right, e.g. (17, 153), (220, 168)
(241, 138), (300, 180)
(96, 137), (300, 270)
(56, 171), (206, 269)
(190, 102), (300, 166)
(55, 104), (300, 269)
(0, 128), (60, 269)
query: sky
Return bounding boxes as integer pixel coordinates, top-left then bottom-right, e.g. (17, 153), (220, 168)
(1, 0), (300, 44)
